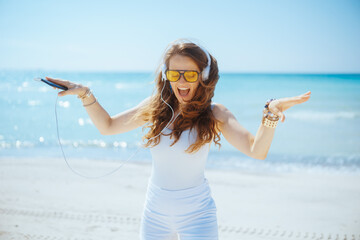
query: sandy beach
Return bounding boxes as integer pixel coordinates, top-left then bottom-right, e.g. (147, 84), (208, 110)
(0, 157), (359, 240)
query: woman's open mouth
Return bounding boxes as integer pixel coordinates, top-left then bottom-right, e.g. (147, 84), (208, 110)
(178, 87), (190, 97)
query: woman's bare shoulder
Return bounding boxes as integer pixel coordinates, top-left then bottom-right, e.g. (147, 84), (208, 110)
(211, 102), (230, 123)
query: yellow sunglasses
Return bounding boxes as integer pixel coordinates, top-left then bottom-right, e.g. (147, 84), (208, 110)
(166, 70), (200, 83)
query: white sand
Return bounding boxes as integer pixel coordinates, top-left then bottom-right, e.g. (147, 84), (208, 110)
(0, 157), (359, 240)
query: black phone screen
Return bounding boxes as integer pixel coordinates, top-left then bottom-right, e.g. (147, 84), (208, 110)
(38, 78), (68, 90)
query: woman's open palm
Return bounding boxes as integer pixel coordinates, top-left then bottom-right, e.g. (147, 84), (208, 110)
(268, 91), (311, 123)
(45, 76), (87, 97)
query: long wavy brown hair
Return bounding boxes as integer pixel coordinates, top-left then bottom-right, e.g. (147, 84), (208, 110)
(132, 40), (221, 153)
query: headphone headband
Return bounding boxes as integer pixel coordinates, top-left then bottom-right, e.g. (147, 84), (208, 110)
(161, 39), (211, 81)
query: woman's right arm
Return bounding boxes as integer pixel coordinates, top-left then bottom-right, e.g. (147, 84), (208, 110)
(46, 77), (148, 135)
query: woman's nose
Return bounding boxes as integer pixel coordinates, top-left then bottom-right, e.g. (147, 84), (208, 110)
(178, 74), (187, 83)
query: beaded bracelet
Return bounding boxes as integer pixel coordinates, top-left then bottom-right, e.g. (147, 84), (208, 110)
(262, 98), (279, 128)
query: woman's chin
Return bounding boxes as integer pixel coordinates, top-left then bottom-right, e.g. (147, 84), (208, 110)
(175, 94), (192, 104)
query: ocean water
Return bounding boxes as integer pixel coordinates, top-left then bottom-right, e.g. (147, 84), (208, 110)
(0, 70), (359, 174)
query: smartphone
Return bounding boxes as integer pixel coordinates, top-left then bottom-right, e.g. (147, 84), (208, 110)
(34, 78), (68, 90)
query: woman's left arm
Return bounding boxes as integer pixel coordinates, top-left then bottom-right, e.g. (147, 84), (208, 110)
(213, 91), (311, 160)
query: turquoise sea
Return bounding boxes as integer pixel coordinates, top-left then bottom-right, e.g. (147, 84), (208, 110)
(0, 70), (359, 174)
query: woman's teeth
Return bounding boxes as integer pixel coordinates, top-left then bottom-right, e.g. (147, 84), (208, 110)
(178, 87), (190, 97)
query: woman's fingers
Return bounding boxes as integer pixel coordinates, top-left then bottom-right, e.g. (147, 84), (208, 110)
(298, 91), (311, 99)
(300, 91), (311, 98)
(45, 76), (71, 87)
(42, 76), (89, 99)
(46, 76), (86, 97)
(266, 91), (311, 123)
(58, 90), (67, 96)
(296, 91), (311, 104)
(282, 91), (311, 109)
(58, 87), (80, 96)
(271, 108), (285, 122)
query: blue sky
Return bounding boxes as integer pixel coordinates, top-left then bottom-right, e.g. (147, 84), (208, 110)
(0, 0), (359, 73)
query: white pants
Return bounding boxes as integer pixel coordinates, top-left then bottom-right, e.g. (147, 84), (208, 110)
(140, 178), (218, 240)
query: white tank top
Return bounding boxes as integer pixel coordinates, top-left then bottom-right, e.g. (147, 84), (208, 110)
(149, 103), (215, 190)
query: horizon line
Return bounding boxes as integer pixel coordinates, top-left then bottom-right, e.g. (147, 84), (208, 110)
(1, 68), (360, 75)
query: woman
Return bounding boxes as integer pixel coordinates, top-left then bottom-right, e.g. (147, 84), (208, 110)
(46, 39), (311, 240)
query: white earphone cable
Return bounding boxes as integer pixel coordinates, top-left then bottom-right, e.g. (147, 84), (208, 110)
(55, 80), (179, 179)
